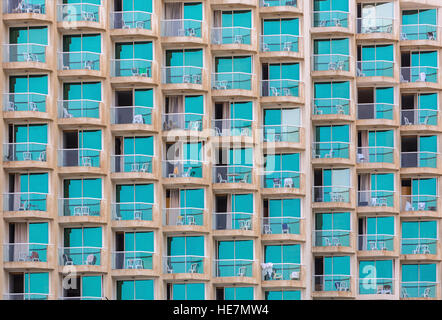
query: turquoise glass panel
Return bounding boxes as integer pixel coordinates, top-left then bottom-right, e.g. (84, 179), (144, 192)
(82, 276), (102, 299)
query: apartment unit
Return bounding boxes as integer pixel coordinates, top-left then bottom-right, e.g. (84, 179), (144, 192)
(0, 0), (441, 300)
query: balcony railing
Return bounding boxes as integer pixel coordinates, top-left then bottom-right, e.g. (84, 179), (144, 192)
(312, 54), (350, 71)
(314, 275), (351, 292)
(3, 192), (47, 211)
(357, 190), (395, 207)
(111, 106), (152, 125)
(359, 278), (394, 295)
(262, 263), (301, 281)
(213, 165), (252, 184)
(401, 238), (438, 255)
(163, 66), (202, 84)
(313, 11), (348, 28)
(401, 195), (438, 212)
(4, 0), (45, 14)
(357, 60), (394, 77)
(260, 34), (299, 52)
(401, 151), (438, 168)
(111, 59), (152, 77)
(112, 251), (153, 269)
(213, 212), (253, 230)
(400, 66), (438, 83)
(3, 243), (48, 262)
(313, 98), (351, 115)
(162, 19), (202, 37)
(357, 103), (394, 120)
(313, 186), (351, 203)
(59, 247), (102, 266)
(357, 18), (394, 34)
(262, 217), (301, 235)
(163, 160), (203, 178)
(358, 234), (395, 251)
(162, 113), (203, 131)
(59, 198), (101, 217)
(111, 154), (152, 173)
(112, 202), (154, 221)
(259, 0), (297, 7)
(312, 142), (350, 159)
(164, 255), (204, 274)
(163, 207), (204, 226)
(402, 109), (438, 126)
(262, 171), (300, 188)
(58, 100), (100, 119)
(58, 148), (101, 168)
(401, 282), (437, 298)
(261, 79), (300, 97)
(58, 51), (100, 71)
(111, 11), (152, 30)
(262, 124), (300, 142)
(212, 72), (252, 90)
(313, 230), (351, 247)
(211, 27), (252, 45)
(4, 293), (49, 300)
(401, 24), (438, 41)
(357, 146), (394, 164)
(212, 119), (253, 137)
(214, 259), (254, 277)
(3, 92), (47, 112)
(4, 43), (46, 63)
(57, 3), (100, 22)
(3, 142), (47, 162)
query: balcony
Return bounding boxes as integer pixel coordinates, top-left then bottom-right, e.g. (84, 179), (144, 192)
(112, 202), (154, 221)
(110, 59), (153, 85)
(110, 11), (152, 31)
(164, 255), (204, 274)
(356, 18), (394, 41)
(3, 243), (48, 263)
(3, 43), (48, 70)
(213, 212), (253, 231)
(163, 160), (204, 179)
(262, 171), (300, 189)
(357, 103), (395, 122)
(400, 24), (439, 43)
(111, 106), (153, 126)
(3, 92), (47, 115)
(401, 195), (438, 213)
(61, 296), (104, 301)
(58, 99), (101, 122)
(312, 142), (350, 160)
(358, 234), (395, 252)
(4, 0), (46, 15)
(162, 66), (203, 90)
(262, 124), (300, 143)
(214, 259), (254, 277)
(163, 208), (204, 226)
(260, 35), (300, 56)
(312, 11), (349, 30)
(58, 148), (101, 168)
(162, 113), (203, 132)
(358, 278), (394, 296)
(357, 190), (395, 209)
(211, 72), (253, 96)
(313, 98), (351, 119)
(162, 19), (203, 44)
(211, 27), (252, 47)
(400, 66), (438, 87)
(263, 217), (301, 235)
(59, 247), (102, 266)
(356, 60), (394, 82)
(3, 192), (47, 212)
(57, 3), (101, 25)
(260, 79), (301, 103)
(312, 54), (351, 74)
(111, 154), (153, 174)
(401, 151), (438, 169)
(112, 251), (153, 270)
(402, 109), (438, 127)
(213, 165), (253, 184)
(401, 282), (437, 299)
(4, 293), (49, 300)
(212, 119), (253, 138)
(313, 230), (351, 247)
(58, 51), (101, 77)
(401, 238), (437, 256)
(261, 263), (301, 281)
(314, 275), (352, 293)
(59, 198), (102, 217)
(3, 142), (47, 163)
(357, 147), (395, 166)
(259, 0), (297, 8)
(313, 186), (351, 204)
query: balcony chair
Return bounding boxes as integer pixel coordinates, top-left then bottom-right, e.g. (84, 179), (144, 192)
(131, 163), (140, 172)
(413, 245), (421, 254)
(122, 20), (131, 29)
(29, 102), (38, 112)
(400, 33), (407, 40)
(328, 62), (337, 71)
(357, 153), (366, 163)
(378, 284), (392, 295)
(234, 35), (243, 44)
(132, 114), (144, 124)
(272, 270), (283, 280)
(263, 224), (272, 234)
(126, 259), (134, 269)
(189, 263), (198, 273)
(290, 271), (300, 280)
(282, 223), (290, 234)
(324, 238), (332, 246)
(282, 87), (291, 96)
(240, 173), (249, 183)
(336, 104), (345, 114)
(217, 173), (227, 183)
(423, 288), (431, 298)
(81, 156), (92, 167)
(356, 68), (365, 77)
(284, 178), (294, 188)
(241, 127), (251, 136)
(84, 60), (94, 70)
(189, 121), (200, 131)
(18, 200), (30, 211)
(421, 245), (430, 254)
(262, 43), (269, 52)
(182, 167), (192, 178)
(378, 240), (387, 250)
(85, 254), (97, 265)
(427, 31), (436, 41)
(134, 259), (143, 269)
(18, 252), (28, 261)
(238, 266), (247, 277)
(135, 21), (145, 29)
(38, 151), (46, 162)
(140, 162), (150, 173)
(270, 87), (279, 96)
(418, 202), (426, 211)
(416, 72), (427, 82)
(214, 80), (227, 90)
(134, 211), (142, 220)
(332, 238), (341, 246)
(7, 101), (16, 111)
(23, 152), (32, 161)
(239, 219), (251, 231)
(333, 18), (341, 27)
(337, 60), (345, 71)
(262, 0), (270, 7)
(273, 178), (282, 188)
(283, 42), (292, 51)
(63, 254), (73, 266)
(319, 20), (327, 27)
(324, 149), (334, 158)
(369, 241), (378, 251)
(176, 215), (184, 226)
(183, 74), (192, 83)
(401, 288), (409, 298)
(166, 263), (174, 273)
(186, 28), (196, 37)
(63, 108), (73, 118)
(187, 216), (196, 225)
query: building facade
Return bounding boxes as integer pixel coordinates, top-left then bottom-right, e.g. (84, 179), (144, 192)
(0, 0), (441, 300)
